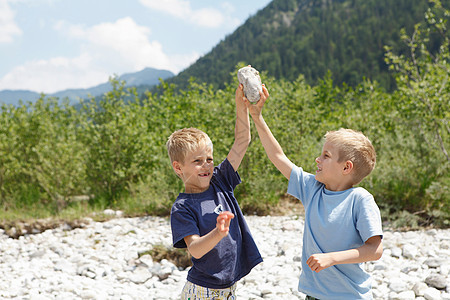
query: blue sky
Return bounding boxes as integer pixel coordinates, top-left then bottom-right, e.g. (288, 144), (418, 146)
(0, 0), (272, 93)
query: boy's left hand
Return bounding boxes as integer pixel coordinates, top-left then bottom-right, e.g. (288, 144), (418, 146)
(244, 84), (269, 117)
(306, 253), (334, 273)
(216, 211), (235, 236)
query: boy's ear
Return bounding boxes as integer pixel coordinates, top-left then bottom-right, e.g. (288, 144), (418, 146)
(172, 161), (183, 176)
(343, 160), (354, 174)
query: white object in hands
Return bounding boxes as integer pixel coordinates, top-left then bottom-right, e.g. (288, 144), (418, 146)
(237, 66), (262, 103)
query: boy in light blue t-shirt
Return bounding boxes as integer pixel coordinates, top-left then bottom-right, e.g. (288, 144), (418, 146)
(246, 86), (383, 299)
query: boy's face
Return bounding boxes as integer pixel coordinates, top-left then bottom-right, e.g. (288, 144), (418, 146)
(173, 143), (214, 193)
(315, 141), (349, 191)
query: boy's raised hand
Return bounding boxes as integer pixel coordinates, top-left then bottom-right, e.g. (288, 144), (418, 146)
(216, 211), (235, 236)
(244, 84), (269, 118)
(235, 83), (246, 106)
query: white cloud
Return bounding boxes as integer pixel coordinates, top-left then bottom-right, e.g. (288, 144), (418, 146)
(0, 17), (199, 93)
(64, 17), (197, 74)
(0, 0), (22, 43)
(0, 54), (108, 93)
(139, 0), (228, 28)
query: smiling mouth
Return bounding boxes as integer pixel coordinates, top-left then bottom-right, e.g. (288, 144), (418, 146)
(199, 172), (210, 177)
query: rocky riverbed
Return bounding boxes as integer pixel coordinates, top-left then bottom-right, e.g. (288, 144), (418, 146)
(0, 213), (449, 299)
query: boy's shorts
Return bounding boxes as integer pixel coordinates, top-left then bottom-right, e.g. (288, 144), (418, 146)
(181, 280), (237, 299)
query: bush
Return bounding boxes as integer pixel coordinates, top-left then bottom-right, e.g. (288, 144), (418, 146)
(1, 10), (449, 229)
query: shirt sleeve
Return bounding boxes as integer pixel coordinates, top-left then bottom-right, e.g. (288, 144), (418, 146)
(287, 165), (318, 206)
(170, 202), (200, 248)
(355, 192), (383, 242)
(213, 158), (241, 191)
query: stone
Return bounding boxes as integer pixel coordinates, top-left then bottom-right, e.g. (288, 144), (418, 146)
(129, 266), (152, 284)
(103, 209), (116, 216)
(401, 264), (419, 273)
(403, 244), (418, 258)
(426, 229), (438, 236)
(391, 247), (402, 258)
(413, 282), (429, 296)
(237, 66), (262, 103)
(425, 274), (447, 289)
(423, 287), (442, 300)
(373, 262), (387, 271)
(389, 277), (407, 293)
(424, 257), (446, 268)
(138, 254), (153, 268)
(441, 264), (450, 276)
(396, 290), (416, 300)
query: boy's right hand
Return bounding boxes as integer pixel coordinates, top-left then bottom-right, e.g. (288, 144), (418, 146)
(245, 84), (269, 118)
(216, 211), (235, 236)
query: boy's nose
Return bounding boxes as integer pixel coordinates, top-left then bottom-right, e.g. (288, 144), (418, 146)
(315, 157), (320, 163)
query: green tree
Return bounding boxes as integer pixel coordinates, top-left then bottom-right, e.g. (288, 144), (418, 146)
(384, 0), (449, 220)
(385, 0), (449, 162)
(0, 97), (87, 212)
(82, 78), (154, 205)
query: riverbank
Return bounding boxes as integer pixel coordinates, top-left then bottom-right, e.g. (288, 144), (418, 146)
(0, 214), (448, 299)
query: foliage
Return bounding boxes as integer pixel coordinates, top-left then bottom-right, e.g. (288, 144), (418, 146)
(383, 0), (449, 222)
(81, 79), (155, 206)
(385, 0), (449, 162)
(0, 98), (87, 213)
(0, 2), (448, 228)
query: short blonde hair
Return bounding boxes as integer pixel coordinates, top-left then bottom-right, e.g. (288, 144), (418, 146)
(166, 128), (213, 164)
(324, 128), (376, 185)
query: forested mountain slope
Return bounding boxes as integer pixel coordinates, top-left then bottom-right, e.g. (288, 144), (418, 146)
(167, 0), (441, 91)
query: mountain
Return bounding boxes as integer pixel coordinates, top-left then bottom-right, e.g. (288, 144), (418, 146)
(165, 0), (446, 91)
(0, 67), (174, 106)
(0, 90), (42, 106)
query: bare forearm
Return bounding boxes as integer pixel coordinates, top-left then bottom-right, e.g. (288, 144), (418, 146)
(252, 114), (282, 158)
(251, 114), (292, 179)
(228, 104), (250, 170)
(307, 236), (383, 272)
(328, 242), (383, 265)
(185, 212), (234, 259)
(234, 104), (251, 148)
(186, 229), (224, 259)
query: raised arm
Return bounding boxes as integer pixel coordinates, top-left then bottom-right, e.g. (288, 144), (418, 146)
(247, 85), (294, 180)
(227, 84), (251, 171)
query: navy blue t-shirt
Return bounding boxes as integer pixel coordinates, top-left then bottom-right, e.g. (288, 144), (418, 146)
(170, 158), (262, 289)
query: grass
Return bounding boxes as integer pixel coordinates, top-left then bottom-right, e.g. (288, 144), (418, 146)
(140, 244), (192, 269)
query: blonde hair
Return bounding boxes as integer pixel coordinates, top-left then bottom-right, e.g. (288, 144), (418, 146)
(166, 128), (213, 164)
(324, 128), (376, 185)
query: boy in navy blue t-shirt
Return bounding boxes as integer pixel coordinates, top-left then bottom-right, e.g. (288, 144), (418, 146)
(166, 84), (264, 299)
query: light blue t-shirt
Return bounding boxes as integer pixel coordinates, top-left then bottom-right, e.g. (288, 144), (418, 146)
(287, 165), (383, 300)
